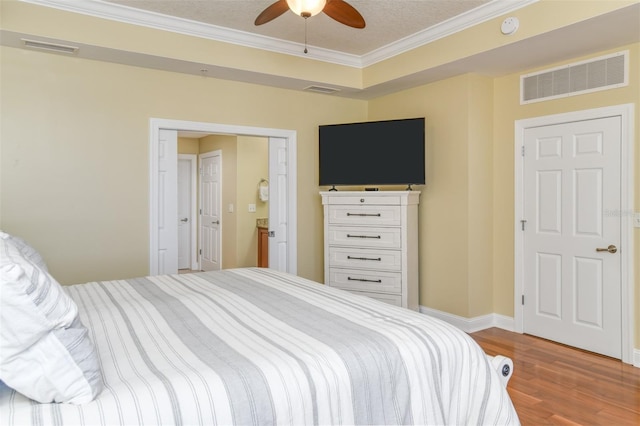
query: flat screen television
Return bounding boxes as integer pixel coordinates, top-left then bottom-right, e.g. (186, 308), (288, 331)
(319, 117), (425, 188)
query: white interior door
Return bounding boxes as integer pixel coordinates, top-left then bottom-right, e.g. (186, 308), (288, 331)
(177, 155), (195, 270)
(200, 151), (221, 271)
(268, 137), (288, 272)
(523, 116), (622, 358)
(156, 129), (178, 275)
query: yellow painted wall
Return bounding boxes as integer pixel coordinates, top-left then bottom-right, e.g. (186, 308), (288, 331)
(467, 74), (494, 318)
(0, 45), (367, 284)
(368, 73), (495, 318)
(236, 136), (269, 267)
(368, 74), (471, 316)
(178, 138), (199, 155)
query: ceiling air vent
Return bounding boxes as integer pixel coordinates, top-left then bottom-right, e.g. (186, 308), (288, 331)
(21, 39), (79, 55)
(303, 85), (341, 94)
(520, 51), (627, 104)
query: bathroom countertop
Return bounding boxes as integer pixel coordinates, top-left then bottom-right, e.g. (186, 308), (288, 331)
(256, 218), (268, 229)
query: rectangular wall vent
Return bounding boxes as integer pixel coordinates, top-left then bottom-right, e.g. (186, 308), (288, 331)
(21, 39), (79, 55)
(303, 85), (341, 94)
(520, 51), (627, 104)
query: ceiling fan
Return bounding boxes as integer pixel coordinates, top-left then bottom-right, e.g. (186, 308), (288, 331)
(255, 0), (366, 29)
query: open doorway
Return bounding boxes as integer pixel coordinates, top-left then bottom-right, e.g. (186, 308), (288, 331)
(178, 135), (270, 271)
(149, 118), (297, 276)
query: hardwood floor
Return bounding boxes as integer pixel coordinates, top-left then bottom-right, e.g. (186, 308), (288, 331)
(470, 328), (640, 425)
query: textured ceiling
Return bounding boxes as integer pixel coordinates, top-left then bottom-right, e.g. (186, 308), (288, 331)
(104, 0), (491, 55)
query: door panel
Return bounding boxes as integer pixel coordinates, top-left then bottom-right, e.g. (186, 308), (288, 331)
(177, 158), (191, 270)
(200, 152), (221, 271)
(523, 116), (621, 358)
(268, 137), (288, 272)
(157, 129), (178, 275)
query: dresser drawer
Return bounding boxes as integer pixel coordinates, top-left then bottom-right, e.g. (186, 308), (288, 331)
(328, 226), (401, 249)
(328, 268), (401, 294)
(324, 195), (401, 206)
(328, 205), (401, 226)
(328, 247), (401, 271)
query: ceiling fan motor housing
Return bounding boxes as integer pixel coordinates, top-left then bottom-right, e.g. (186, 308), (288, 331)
(286, 0), (327, 17)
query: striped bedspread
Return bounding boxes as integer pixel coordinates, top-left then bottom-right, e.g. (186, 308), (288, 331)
(1, 268), (519, 425)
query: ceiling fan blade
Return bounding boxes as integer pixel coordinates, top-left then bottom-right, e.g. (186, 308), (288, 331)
(255, 0), (290, 25)
(323, 0), (365, 28)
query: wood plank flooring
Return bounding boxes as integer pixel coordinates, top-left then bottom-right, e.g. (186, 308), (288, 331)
(470, 328), (640, 425)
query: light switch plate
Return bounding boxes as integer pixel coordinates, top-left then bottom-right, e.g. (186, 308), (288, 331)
(248, 204), (256, 213)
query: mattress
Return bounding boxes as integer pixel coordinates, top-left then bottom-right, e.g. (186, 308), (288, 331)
(0, 268), (519, 425)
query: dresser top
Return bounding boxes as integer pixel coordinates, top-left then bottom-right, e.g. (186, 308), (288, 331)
(320, 190), (420, 205)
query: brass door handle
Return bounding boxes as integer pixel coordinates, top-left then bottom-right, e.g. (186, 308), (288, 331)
(596, 245), (617, 253)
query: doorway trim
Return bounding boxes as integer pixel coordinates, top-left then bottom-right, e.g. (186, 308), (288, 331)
(149, 118), (297, 276)
(514, 103), (635, 364)
(178, 154), (199, 270)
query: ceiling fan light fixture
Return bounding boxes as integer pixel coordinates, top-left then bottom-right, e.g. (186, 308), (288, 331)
(286, 0), (326, 18)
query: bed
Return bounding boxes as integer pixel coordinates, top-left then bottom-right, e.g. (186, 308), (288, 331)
(1, 234), (519, 425)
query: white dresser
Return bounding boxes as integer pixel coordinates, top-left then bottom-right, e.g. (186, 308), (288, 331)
(320, 191), (420, 310)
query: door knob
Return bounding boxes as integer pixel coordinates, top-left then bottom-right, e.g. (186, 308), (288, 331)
(596, 244), (617, 253)
(180, 218), (188, 222)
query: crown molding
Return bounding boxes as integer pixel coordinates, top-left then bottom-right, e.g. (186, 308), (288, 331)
(362, 0), (539, 66)
(21, 0), (537, 69)
(20, 0), (364, 67)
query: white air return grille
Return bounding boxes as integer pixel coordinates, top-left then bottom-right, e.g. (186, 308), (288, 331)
(21, 38), (79, 54)
(304, 85), (341, 94)
(521, 51), (627, 104)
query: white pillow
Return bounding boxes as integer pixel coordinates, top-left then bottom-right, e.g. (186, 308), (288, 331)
(0, 232), (48, 272)
(0, 236), (103, 404)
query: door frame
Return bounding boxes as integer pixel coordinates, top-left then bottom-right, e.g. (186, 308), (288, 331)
(199, 150), (222, 271)
(149, 118), (297, 276)
(514, 103), (635, 364)
(178, 154), (199, 270)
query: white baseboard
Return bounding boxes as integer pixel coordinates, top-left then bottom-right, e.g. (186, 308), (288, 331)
(418, 306), (515, 333)
(420, 306), (640, 369)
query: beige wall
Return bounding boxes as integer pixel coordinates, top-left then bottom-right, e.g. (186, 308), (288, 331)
(368, 73), (495, 318)
(178, 138), (199, 155)
(236, 136), (269, 267)
(0, 45), (367, 284)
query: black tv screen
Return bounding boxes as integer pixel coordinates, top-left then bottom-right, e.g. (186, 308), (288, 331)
(319, 117), (425, 187)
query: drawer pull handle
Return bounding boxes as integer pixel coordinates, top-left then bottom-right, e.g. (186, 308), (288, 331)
(346, 213), (381, 217)
(346, 234), (381, 239)
(347, 255), (381, 261)
(348, 277), (382, 283)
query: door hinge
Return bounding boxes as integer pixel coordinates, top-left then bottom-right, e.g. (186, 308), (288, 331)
(521, 219), (527, 231)
(521, 146), (525, 156)
(522, 295), (525, 305)
(268, 231), (275, 237)
(200, 208), (202, 215)
(199, 249), (202, 255)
